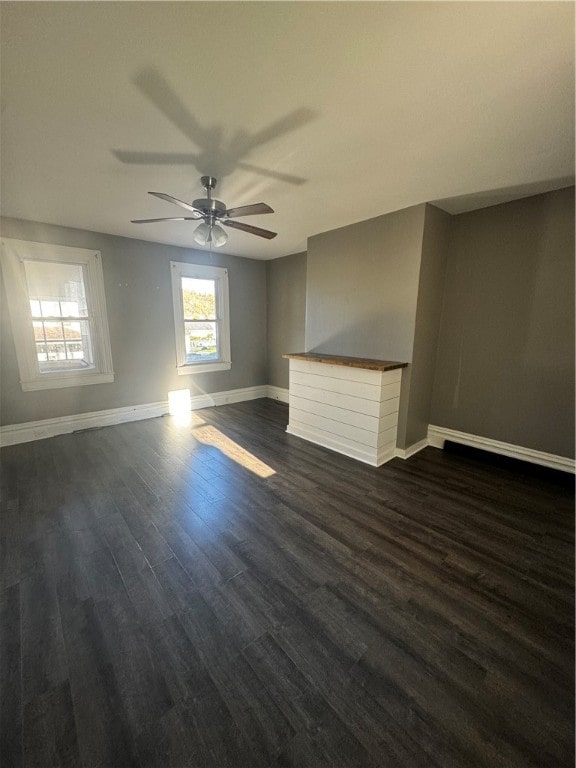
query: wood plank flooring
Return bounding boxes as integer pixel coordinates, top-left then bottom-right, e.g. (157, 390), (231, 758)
(1, 398), (574, 767)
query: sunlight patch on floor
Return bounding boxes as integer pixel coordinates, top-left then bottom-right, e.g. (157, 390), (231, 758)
(167, 389), (274, 477)
(193, 424), (276, 478)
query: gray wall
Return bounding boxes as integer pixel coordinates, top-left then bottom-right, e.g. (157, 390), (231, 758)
(0, 217), (267, 426)
(397, 204), (451, 449)
(4, 187), (574, 460)
(430, 187), (575, 458)
(305, 204), (426, 362)
(266, 251), (307, 390)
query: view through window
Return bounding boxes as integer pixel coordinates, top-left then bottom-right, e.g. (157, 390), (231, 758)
(182, 277), (218, 363)
(24, 259), (94, 372)
(171, 261), (230, 374)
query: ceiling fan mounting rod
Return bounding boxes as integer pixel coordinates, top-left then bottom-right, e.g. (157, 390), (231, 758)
(194, 176), (226, 218)
(201, 176), (217, 195)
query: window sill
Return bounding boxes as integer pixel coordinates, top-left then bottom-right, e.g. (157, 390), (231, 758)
(21, 372), (114, 392)
(177, 362), (231, 375)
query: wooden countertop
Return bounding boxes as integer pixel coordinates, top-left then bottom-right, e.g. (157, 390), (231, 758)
(282, 352), (407, 372)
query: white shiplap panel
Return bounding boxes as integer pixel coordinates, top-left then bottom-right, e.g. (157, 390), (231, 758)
(289, 373), (401, 404)
(289, 407), (378, 448)
(286, 359), (403, 467)
(287, 419), (397, 467)
(287, 420), (378, 465)
(290, 395), (400, 438)
(290, 382), (400, 418)
(376, 443), (397, 465)
(377, 380), (402, 402)
(377, 395), (401, 417)
(290, 382), (378, 416)
(290, 371), (382, 400)
(291, 359), (403, 387)
(375, 425), (398, 449)
(290, 359), (390, 385)
(289, 407), (397, 450)
(289, 395), (380, 432)
(380, 369), (403, 386)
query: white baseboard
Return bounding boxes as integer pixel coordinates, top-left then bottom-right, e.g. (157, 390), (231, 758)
(207, 385), (268, 407)
(9, 395), (572, 477)
(266, 385), (289, 404)
(0, 402), (168, 447)
(394, 438), (429, 460)
(428, 424), (575, 474)
(0, 385), (269, 447)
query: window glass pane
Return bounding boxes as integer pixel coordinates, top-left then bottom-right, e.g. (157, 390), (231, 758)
(34, 319), (93, 371)
(40, 300), (61, 317)
(32, 321), (45, 342)
(63, 321), (81, 340)
(23, 260), (88, 317)
(65, 342), (85, 360)
(61, 300), (81, 317)
(36, 344), (48, 362)
(40, 352), (92, 372)
(182, 277), (216, 320)
(22, 259), (95, 374)
(40, 321), (63, 343)
(62, 320), (93, 363)
(46, 341), (66, 361)
(184, 321), (218, 362)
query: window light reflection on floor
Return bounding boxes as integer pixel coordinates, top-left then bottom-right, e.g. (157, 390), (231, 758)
(167, 389), (275, 478)
(193, 424), (276, 479)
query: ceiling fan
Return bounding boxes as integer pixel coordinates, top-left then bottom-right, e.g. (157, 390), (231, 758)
(131, 175), (277, 247)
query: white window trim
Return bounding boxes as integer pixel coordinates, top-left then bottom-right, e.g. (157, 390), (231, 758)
(170, 261), (231, 375)
(1, 238), (114, 391)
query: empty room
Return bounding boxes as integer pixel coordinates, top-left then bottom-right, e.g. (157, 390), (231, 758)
(0, 2), (574, 767)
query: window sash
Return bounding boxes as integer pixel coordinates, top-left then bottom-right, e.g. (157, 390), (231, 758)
(1, 239), (114, 390)
(170, 261), (231, 374)
(184, 319), (220, 362)
(29, 281), (95, 370)
(32, 316), (94, 369)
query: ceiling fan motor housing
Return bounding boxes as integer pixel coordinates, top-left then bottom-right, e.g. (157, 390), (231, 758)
(192, 197), (227, 217)
(195, 175), (226, 218)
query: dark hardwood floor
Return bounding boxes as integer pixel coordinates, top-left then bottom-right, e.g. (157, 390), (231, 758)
(1, 398), (574, 768)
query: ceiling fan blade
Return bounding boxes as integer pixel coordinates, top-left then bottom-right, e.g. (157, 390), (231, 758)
(225, 203), (274, 218)
(222, 220), (277, 239)
(148, 191), (203, 216)
(131, 217), (199, 223)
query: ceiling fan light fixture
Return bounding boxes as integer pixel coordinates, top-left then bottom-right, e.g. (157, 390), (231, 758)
(211, 224), (228, 247)
(193, 222), (210, 246)
(193, 221), (228, 248)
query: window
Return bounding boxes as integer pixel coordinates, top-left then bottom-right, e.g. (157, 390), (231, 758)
(170, 261), (231, 374)
(1, 239), (114, 391)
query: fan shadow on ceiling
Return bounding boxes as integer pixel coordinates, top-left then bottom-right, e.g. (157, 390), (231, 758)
(112, 68), (317, 186)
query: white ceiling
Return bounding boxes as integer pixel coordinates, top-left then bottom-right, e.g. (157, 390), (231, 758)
(1, 2), (573, 260)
